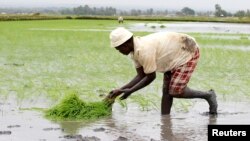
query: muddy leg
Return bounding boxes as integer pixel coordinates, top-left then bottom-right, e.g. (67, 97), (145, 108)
(161, 71), (173, 115)
(172, 87), (218, 114)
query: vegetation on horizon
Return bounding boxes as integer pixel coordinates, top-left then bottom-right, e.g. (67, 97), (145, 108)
(1, 14), (250, 23)
(1, 3), (250, 23)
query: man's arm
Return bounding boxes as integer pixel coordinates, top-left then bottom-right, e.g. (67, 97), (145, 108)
(108, 67), (145, 98)
(120, 71), (156, 100)
(121, 66), (145, 89)
(128, 72), (156, 93)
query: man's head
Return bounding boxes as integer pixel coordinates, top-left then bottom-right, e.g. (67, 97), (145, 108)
(110, 27), (134, 55)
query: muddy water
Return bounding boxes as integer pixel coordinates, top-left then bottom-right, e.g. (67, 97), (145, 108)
(130, 22), (250, 34)
(1, 95), (250, 141)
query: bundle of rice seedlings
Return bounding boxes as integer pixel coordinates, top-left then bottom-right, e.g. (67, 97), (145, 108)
(45, 92), (113, 121)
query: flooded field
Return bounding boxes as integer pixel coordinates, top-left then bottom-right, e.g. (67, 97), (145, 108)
(0, 20), (250, 141)
(130, 22), (250, 34)
(1, 96), (250, 141)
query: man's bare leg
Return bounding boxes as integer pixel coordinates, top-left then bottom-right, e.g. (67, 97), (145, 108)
(172, 87), (218, 114)
(161, 71), (173, 115)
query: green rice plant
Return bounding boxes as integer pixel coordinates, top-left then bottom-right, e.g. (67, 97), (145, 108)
(0, 19), (250, 112)
(194, 36), (250, 46)
(19, 107), (45, 111)
(160, 25), (166, 28)
(117, 99), (128, 110)
(151, 25), (156, 29)
(240, 36), (249, 40)
(131, 95), (153, 111)
(173, 100), (193, 112)
(45, 91), (112, 121)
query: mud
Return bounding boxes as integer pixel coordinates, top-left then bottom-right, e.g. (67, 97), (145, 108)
(1, 95), (250, 141)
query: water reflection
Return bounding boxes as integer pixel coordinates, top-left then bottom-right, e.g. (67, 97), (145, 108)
(161, 115), (183, 141)
(160, 114), (217, 141)
(208, 114), (217, 125)
(58, 121), (86, 134)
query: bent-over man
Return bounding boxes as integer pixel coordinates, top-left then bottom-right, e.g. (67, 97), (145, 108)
(107, 27), (218, 115)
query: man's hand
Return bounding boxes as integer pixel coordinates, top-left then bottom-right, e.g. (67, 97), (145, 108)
(120, 88), (132, 100)
(108, 89), (123, 99)
(107, 88), (133, 100)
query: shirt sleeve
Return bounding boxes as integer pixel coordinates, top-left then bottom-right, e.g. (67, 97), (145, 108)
(139, 48), (157, 74)
(130, 52), (141, 68)
(132, 59), (141, 68)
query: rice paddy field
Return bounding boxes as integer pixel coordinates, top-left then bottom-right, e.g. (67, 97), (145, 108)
(0, 19), (250, 141)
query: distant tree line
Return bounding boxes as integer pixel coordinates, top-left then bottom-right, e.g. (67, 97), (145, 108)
(59, 5), (197, 16)
(1, 4), (250, 18)
(72, 5), (116, 16)
(214, 4), (250, 17)
(60, 4), (250, 17)
(61, 5), (166, 16)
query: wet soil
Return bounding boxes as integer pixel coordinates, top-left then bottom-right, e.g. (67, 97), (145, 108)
(1, 96), (250, 141)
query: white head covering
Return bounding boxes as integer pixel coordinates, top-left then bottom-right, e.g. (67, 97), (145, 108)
(109, 27), (133, 48)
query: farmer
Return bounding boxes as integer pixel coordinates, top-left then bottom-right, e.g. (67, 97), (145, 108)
(107, 27), (218, 115)
(118, 16), (124, 24)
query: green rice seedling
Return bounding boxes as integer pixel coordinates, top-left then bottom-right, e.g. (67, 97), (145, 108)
(192, 34), (250, 46)
(19, 107), (45, 112)
(1, 19), (250, 113)
(240, 36), (248, 40)
(131, 95), (152, 111)
(117, 99), (128, 110)
(173, 100), (193, 112)
(160, 25), (166, 28)
(151, 25), (156, 29)
(45, 91), (112, 121)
